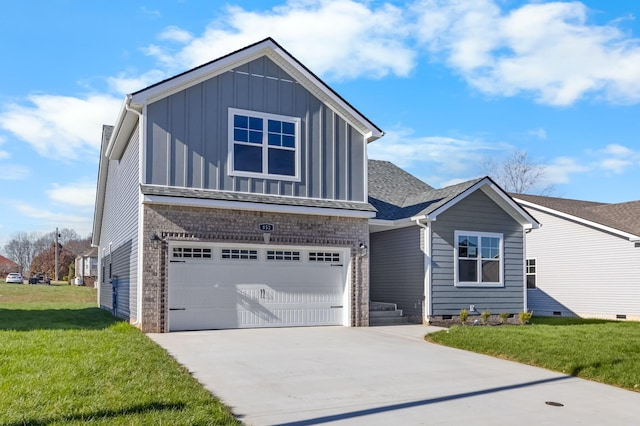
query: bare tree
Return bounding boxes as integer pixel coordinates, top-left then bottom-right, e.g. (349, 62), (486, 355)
(2, 229), (89, 275)
(483, 150), (554, 195)
(3, 232), (39, 274)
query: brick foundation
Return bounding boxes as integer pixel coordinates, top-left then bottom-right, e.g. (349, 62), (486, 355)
(140, 204), (370, 332)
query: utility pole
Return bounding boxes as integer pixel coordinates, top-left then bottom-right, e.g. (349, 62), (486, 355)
(55, 227), (59, 282)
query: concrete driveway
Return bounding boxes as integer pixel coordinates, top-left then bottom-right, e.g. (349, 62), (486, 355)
(149, 325), (640, 425)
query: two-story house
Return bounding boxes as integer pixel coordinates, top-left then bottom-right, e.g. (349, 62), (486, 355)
(92, 38), (382, 332)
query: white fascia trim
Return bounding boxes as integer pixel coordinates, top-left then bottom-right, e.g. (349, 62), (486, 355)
(484, 183), (540, 229)
(515, 198), (640, 242)
(369, 218), (417, 232)
(409, 179), (540, 229)
(143, 194), (376, 219)
(106, 97), (142, 161)
(131, 44), (272, 105)
(267, 48), (383, 142)
(129, 40), (382, 142)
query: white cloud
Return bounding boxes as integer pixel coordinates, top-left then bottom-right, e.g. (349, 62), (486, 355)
(595, 144), (640, 173)
(140, 6), (161, 19)
(144, 0), (415, 80)
(0, 94), (122, 159)
(158, 25), (194, 43)
(46, 181), (96, 207)
(107, 69), (167, 94)
(368, 126), (510, 186)
(14, 201), (91, 224)
(543, 156), (590, 184)
(527, 128), (547, 140)
(414, 0), (640, 106)
(0, 164), (29, 180)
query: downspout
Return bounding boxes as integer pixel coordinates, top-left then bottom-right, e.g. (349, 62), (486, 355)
(415, 219), (432, 323)
(124, 102), (145, 327)
(523, 228), (528, 314)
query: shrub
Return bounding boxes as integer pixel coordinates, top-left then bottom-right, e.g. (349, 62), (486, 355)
(519, 311), (533, 324)
(499, 312), (509, 324)
(480, 310), (491, 324)
(459, 308), (469, 324)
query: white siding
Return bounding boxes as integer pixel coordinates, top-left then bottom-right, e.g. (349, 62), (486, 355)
(526, 208), (640, 319)
(98, 125), (140, 320)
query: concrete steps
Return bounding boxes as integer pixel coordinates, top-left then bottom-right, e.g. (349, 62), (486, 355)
(369, 302), (410, 326)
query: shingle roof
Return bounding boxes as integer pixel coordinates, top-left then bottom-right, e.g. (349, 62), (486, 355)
(141, 185), (376, 212)
(514, 193), (640, 237)
(368, 160), (484, 220)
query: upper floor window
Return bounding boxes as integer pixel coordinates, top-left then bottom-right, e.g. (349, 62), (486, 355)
(228, 108), (300, 181)
(454, 231), (503, 287)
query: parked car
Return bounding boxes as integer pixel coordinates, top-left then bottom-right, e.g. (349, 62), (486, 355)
(5, 273), (23, 284)
(29, 273), (51, 285)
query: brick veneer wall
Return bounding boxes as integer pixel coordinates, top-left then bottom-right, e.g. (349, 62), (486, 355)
(141, 204), (370, 332)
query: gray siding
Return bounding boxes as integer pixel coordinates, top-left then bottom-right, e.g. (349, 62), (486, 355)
(526, 208), (640, 320)
(145, 56), (367, 202)
(99, 125), (140, 320)
(370, 226), (424, 321)
(431, 190), (524, 315)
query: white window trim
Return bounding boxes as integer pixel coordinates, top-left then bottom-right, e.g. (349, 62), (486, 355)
(526, 258), (537, 289)
(228, 107), (301, 182)
(454, 230), (504, 288)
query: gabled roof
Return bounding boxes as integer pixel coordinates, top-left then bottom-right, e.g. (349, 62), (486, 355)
(0, 255), (19, 271)
(368, 160), (539, 228)
(514, 193), (640, 241)
(107, 37), (383, 160)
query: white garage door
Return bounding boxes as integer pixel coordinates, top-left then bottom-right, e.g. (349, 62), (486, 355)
(168, 244), (348, 331)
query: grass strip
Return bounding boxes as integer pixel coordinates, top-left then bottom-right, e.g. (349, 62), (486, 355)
(0, 284), (240, 425)
(426, 317), (640, 392)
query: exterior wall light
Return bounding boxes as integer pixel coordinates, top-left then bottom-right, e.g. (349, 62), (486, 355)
(358, 243), (368, 257)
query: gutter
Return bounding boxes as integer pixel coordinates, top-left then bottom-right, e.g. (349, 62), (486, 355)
(105, 95), (131, 158)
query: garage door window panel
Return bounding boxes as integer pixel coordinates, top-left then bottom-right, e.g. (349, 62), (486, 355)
(222, 249), (258, 260)
(172, 247), (212, 259)
(309, 252), (341, 262)
(267, 250), (300, 261)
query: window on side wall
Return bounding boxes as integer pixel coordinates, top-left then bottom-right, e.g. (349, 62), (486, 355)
(228, 108), (300, 181)
(454, 231), (503, 287)
(526, 258), (536, 289)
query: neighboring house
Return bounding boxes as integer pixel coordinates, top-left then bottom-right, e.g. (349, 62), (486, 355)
(75, 247), (98, 287)
(0, 255), (20, 277)
(514, 194), (640, 320)
(92, 38), (383, 332)
(368, 160), (540, 323)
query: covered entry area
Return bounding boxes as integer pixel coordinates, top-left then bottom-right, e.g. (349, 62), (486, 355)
(168, 243), (350, 331)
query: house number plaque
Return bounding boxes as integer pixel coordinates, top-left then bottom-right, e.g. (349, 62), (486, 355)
(259, 223), (274, 232)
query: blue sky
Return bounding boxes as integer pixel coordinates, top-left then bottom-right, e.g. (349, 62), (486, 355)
(1, 0), (640, 250)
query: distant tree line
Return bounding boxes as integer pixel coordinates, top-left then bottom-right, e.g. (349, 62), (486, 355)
(2, 229), (91, 280)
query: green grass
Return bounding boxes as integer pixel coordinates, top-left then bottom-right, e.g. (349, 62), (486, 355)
(426, 316), (640, 392)
(0, 283), (240, 425)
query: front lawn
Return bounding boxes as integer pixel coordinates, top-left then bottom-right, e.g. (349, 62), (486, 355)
(0, 284), (240, 425)
(426, 317), (640, 392)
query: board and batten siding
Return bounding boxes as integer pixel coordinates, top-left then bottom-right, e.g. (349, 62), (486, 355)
(526, 208), (640, 319)
(144, 56), (367, 202)
(430, 190), (525, 315)
(99, 125), (140, 320)
(370, 226), (424, 321)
